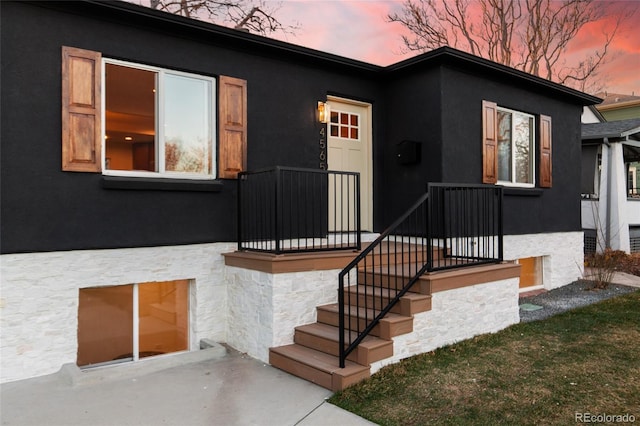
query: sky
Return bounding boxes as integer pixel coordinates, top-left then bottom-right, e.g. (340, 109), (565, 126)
(265, 0), (640, 96)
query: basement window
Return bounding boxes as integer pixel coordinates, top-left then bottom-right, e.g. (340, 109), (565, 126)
(77, 280), (190, 368)
(517, 257), (543, 289)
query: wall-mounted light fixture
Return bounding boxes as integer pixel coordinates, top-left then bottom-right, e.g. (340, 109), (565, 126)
(317, 101), (329, 123)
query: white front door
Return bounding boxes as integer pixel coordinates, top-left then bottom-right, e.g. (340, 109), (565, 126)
(327, 97), (373, 231)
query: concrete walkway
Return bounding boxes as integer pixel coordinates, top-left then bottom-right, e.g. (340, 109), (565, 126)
(0, 346), (376, 426)
(584, 268), (640, 288)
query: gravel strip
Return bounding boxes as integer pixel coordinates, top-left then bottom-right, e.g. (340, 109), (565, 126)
(519, 280), (638, 323)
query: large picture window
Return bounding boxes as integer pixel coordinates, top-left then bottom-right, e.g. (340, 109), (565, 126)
(61, 46), (247, 179)
(103, 60), (215, 178)
(497, 107), (535, 185)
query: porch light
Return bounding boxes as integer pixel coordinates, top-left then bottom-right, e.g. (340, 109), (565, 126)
(318, 101), (329, 123)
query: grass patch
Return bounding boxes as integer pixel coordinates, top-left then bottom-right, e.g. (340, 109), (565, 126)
(329, 290), (640, 425)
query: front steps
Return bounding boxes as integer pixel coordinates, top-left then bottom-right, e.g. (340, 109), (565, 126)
(268, 257), (521, 392)
(268, 268), (433, 391)
(269, 345), (370, 391)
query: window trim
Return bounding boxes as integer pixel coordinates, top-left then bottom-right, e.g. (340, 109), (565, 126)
(496, 106), (536, 188)
(77, 280), (191, 368)
(482, 99), (552, 189)
(101, 58), (217, 181)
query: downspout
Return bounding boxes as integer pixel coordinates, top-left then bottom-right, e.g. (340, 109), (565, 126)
(604, 138), (611, 248)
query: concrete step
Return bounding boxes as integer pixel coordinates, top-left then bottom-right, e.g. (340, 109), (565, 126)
(294, 323), (393, 366)
(316, 303), (413, 340)
(269, 344), (370, 391)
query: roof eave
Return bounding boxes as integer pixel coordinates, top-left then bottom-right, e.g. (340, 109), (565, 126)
(621, 126), (640, 138)
(386, 46), (602, 106)
(46, 0), (383, 74)
(597, 100), (640, 111)
(37, 1), (606, 104)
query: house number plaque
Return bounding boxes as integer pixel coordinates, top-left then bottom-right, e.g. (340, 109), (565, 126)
(319, 126), (327, 170)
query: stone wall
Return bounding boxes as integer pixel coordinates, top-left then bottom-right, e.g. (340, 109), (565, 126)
(0, 231), (582, 383)
(0, 243), (234, 383)
(370, 278), (520, 373)
(503, 231), (584, 290)
(225, 267), (340, 363)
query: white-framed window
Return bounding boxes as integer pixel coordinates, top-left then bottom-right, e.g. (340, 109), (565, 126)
(102, 59), (216, 179)
(497, 107), (535, 186)
(482, 100), (551, 188)
(77, 280), (190, 367)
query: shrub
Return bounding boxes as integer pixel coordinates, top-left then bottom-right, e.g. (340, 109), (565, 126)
(584, 249), (625, 289)
(618, 252), (640, 276)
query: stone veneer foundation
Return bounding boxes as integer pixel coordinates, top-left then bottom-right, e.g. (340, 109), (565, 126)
(370, 278), (519, 374)
(0, 243), (234, 383)
(0, 231), (583, 383)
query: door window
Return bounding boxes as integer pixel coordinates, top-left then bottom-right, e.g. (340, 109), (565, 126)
(330, 110), (360, 140)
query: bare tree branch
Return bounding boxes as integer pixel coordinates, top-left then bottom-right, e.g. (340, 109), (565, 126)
(388, 0), (636, 92)
(143, 0), (299, 36)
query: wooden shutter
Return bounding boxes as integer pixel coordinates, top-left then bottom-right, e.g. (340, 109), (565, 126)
(218, 76), (247, 179)
(62, 46), (102, 172)
(539, 114), (552, 188)
(482, 100), (498, 184)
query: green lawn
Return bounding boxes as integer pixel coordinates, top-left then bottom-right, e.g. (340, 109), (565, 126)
(330, 290), (640, 426)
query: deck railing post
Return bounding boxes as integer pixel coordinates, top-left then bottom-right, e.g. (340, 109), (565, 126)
(426, 184), (433, 272)
(497, 187), (504, 261)
(338, 272), (346, 368)
(355, 173), (361, 250)
(237, 172), (244, 251)
(274, 167), (281, 254)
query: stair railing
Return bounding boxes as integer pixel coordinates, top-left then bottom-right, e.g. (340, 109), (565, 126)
(338, 192), (430, 367)
(338, 183), (503, 367)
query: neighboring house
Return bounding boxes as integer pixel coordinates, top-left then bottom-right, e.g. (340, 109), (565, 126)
(1, 1), (598, 387)
(595, 92), (640, 121)
(581, 118), (640, 254)
(602, 95), (640, 202)
(582, 105), (607, 124)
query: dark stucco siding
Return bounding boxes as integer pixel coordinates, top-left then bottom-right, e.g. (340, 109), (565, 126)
(0, 2), (382, 253)
(439, 65), (583, 234)
(380, 67), (443, 227)
(1, 2), (593, 254)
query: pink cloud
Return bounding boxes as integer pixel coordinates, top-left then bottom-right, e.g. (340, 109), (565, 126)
(273, 1), (415, 65)
(272, 0), (638, 93)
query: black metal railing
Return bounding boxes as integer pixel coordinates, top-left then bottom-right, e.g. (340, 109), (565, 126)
(238, 166), (361, 254)
(428, 183), (504, 270)
(337, 183), (503, 367)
